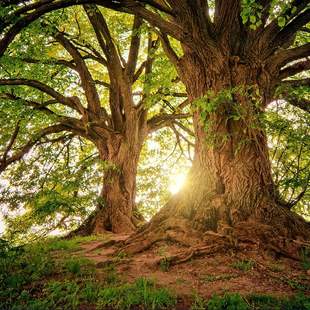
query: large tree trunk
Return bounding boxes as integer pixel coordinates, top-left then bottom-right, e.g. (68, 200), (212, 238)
(123, 50), (310, 256)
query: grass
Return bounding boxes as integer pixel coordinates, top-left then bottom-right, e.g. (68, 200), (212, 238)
(269, 263), (285, 272)
(45, 235), (101, 251)
(64, 257), (95, 276)
(1, 239), (175, 310)
(2, 237), (310, 310)
(300, 247), (310, 270)
(231, 259), (255, 271)
(281, 276), (310, 292)
(159, 257), (170, 272)
(201, 273), (238, 283)
(207, 293), (248, 310)
(191, 293), (310, 310)
(96, 278), (176, 310)
(191, 293), (207, 310)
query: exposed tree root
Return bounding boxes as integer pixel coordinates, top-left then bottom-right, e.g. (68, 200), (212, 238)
(157, 244), (225, 266)
(66, 207), (144, 238)
(118, 215), (310, 269)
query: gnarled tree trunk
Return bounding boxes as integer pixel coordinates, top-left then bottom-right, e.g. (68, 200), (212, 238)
(123, 49), (310, 256)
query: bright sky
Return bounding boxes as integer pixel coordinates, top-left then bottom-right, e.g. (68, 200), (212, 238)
(169, 173), (186, 194)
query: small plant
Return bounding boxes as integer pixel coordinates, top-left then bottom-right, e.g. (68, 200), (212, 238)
(44, 280), (81, 309)
(231, 259), (255, 271)
(64, 258), (81, 275)
(114, 250), (128, 260)
(248, 294), (278, 309)
(80, 281), (100, 303)
(191, 293), (207, 310)
(64, 257), (94, 276)
(104, 263), (120, 285)
(300, 248), (310, 270)
(159, 257), (170, 272)
(207, 293), (249, 310)
(269, 263), (285, 272)
(175, 278), (187, 285)
(157, 245), (168, 257)
(283, 277), (310, 292)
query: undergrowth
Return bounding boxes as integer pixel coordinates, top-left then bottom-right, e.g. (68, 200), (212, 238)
(1, 237), (310, 309)
(191, 293), (310, 310)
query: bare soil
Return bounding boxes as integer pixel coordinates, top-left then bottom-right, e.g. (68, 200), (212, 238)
(69, 233), (310, 306)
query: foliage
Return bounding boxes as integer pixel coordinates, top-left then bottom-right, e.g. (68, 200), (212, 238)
(0, 4), (192, 239)
(266, 102), (310, 217)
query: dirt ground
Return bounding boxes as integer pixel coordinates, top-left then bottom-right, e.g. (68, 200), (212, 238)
(68, 233), (310, 307)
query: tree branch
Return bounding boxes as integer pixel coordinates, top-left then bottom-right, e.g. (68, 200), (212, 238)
(0, 124), (71, 173)
(280, 78), (310, 88)
(272, 9), (310, 48)
(147, 112), (191, 133)
(126, 16), (143, 81)
(278, 59), (310, 80)
(272, 42), (310, 67)
(0, 78), (80, 112)
(0, 92), (59, 116)
(54, 30), (102, 115)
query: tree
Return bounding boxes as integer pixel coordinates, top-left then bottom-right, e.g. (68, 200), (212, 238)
(0, 1), (309, 258)
(0, 5), (189, 235)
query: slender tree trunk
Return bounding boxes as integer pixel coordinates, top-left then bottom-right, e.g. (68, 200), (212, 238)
(92, 138), (143, 234)
(70, 120), (146, 235)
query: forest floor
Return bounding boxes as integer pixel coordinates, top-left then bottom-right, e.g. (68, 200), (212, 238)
(2, 233), (310, 309)
(79, 233), (310, 296)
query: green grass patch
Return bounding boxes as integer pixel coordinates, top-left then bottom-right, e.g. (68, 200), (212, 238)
(64, 257), (95, 276)
(45, 235), (101, 251)
(191, 293), (310, 310)
(231, 259), (255, 271)
(300, 248), (310, 270)
(96, 278), (176, 310)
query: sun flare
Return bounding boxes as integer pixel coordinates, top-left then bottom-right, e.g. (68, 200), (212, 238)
(169, 173), (187, 194)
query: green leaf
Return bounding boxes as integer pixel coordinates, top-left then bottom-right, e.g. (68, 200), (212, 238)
(250, 15), (256, 23)
(278, 16), (286, 27)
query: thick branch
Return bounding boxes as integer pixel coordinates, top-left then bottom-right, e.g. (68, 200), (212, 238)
(274, 83), (310, 113)
(0, 78), (80, 112)
(279, 59), (310, 80)
(272, 43), (310, 67)
(280, 78), (310, 88)
(0, 92), (59, 116)
(126, 16), (143, 81)
(54, 31), (102, 115)
(147, 112), (191, 133)
(0, 124), (71, 173)
(272, 9), (310, 48)
(285, 97), (310, 113)
(1, 120), (21, 165)
(158, 32), (180, 70)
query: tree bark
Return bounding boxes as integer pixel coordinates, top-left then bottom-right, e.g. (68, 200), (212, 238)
(123, 49), (310, 254)
(93, 136), (144, 234)
(70, 109), (147, 235)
